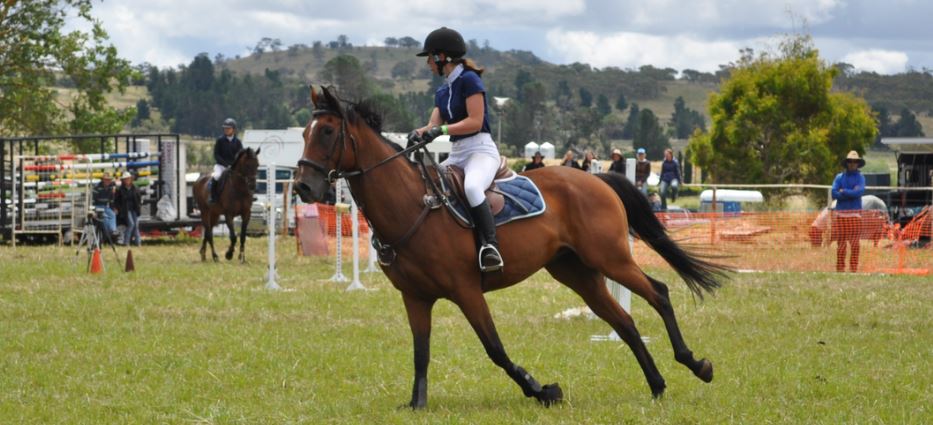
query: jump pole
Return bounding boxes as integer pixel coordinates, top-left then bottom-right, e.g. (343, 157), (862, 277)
(266, 163), (281, 291)
(345, 195), (366, 291)
(329, 178), (348, 282)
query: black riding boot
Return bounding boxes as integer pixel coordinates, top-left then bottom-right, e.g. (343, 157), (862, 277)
(208, 179), (219, 204)
(469, 200), (504, 272)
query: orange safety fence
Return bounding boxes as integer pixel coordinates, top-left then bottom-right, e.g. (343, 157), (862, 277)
(633, 210), (931, 275)
(299, 203), (931, 275)
(315, 204), (370, 237)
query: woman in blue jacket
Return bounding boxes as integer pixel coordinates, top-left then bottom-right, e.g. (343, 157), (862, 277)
(409, 27), (503, 272)
(831, 151), (866, 272)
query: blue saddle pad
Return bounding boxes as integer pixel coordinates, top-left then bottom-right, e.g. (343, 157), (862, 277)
(449, 174), (546, 227)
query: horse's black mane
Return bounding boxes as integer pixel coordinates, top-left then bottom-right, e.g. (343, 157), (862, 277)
(337, 97), (404, 153)
(233, 146), (256, 165)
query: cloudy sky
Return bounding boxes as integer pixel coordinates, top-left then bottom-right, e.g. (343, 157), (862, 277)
(86, 0), (933, 74)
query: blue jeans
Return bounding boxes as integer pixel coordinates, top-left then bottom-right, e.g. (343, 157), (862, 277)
(96, 205), (117, 234)
(123, 211), (142, 246)
(659, 179), (679, 210)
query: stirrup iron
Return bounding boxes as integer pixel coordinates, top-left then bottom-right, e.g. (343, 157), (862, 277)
(478, 243), (504, 272)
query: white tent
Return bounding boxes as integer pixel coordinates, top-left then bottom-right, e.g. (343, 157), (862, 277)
(539, 142), (555, 159)
(523, 141), (540, 159)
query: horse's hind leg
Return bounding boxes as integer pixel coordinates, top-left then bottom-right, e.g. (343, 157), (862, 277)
(593, 252), (713, 383)
(452, 286), (563, 406)
(639, 273), (714, 382)
(546, 254), (667, 397)
(224, 213), (236, 261)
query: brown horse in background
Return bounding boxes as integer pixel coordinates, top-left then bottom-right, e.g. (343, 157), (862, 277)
(293, 86), (729, 408)
(194, 147), (260, 262)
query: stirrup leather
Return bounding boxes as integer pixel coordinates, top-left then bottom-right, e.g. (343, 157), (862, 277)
(478, 244), (504, 272)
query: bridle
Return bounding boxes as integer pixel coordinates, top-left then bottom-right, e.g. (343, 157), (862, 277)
(295, 107), (443, 267)
(297, 109), (432, 183)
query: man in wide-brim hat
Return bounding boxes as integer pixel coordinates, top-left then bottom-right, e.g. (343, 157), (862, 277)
(609, 148), (626, 174)
(523, 151), (545, 172)
(830, 150), (866, 272)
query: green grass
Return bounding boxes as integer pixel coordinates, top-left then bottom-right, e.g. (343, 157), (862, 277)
(1, 240), (930, 424)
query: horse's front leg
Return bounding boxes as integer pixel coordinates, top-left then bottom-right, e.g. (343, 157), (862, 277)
(453, 287), (563, 406)
(238, 212), (249, 263)
(402, 294), (436, 409)
(224, 213), (236, 261)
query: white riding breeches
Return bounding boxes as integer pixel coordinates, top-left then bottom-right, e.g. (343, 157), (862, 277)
(441, 132), (500, 207)
(212, 164), (226, 180)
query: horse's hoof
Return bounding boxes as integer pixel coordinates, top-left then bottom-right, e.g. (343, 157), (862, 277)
(695, 358), (714, 383)
(650, 378), (666, 399)
(402, 400), (426, 410)
(212, 255), (219, 263)
(225, 251), (234, 261)
(535, 383), (563, 406)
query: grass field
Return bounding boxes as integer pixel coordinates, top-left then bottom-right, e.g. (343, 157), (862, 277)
(1, 239), (930, 424)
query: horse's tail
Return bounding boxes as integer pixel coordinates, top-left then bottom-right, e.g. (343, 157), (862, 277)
(596, 172), (729, 298)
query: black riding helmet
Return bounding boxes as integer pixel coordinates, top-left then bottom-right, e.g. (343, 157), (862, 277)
(416, 27), (467, 58)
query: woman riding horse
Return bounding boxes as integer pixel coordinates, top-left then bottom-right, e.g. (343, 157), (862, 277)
(408, 27), (503, 272)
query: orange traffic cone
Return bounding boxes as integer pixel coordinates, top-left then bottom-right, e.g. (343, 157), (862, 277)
(124, 249), (135, 272)
(89, 248), (104, 273)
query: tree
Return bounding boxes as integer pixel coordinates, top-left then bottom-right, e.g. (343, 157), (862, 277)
(578, 87), (593, 107)
(634, 109), (670, 159)
(894, 108), (924, 137)
(596, 94), (611, 116)
(319, 55), (369, 100)
(621, 103), (640, 139)
(0, 0), (134, 140)
(391, 61), (416, 80)
(132, 99), (150, 127)
(384, 37), (398, 48)
(688, 35), (877, 185)
(615, 93), (628, 112)
(513, 69), (533, 101)
(398, 36), (420, 49)
(670, 96), (706, 139)
(311, 41), (325, 62)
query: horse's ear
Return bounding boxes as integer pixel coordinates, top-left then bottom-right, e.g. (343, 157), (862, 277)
(255, 147), (261, 156)
(310, 84), (320, 108)
(321, 85), (343, 116)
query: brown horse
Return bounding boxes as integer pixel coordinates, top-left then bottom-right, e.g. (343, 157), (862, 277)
(194, 147), (260, 262)
(293, 86), (728, 408)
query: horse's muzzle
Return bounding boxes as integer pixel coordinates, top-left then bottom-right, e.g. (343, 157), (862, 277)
(293, 169), (328, 203)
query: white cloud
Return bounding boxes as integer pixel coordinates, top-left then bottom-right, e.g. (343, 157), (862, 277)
(546, 29), (771, 72)
(841, 49), (909, 74)
(615, 0), (843, 32)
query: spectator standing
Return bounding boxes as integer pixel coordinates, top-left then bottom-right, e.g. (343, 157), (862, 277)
(92, 172), (117, 237)
(831, 151), (866, 272)
(561, 150), (580, 169)
(659, 148), (682, 210)
(523, 151), (545, 172)
(608, 149), (626, 175)
(582, 150), (602, 174)
(114, 172), (143, 246)
(634, 148), (651, 195)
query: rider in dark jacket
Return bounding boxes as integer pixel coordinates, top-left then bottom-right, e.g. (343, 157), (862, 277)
(210, 118), (243, 203)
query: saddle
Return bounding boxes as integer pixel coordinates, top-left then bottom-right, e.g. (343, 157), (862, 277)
(444, 157), (514, 215)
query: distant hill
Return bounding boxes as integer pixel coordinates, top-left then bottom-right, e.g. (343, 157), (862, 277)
(214, 44), (933, 133)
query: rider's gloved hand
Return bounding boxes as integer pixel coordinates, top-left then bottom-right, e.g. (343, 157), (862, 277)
(422, 126), (445, 144)
(406, 130), (422, 148)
